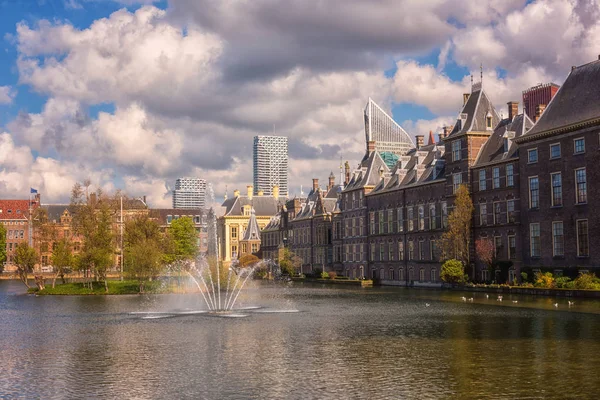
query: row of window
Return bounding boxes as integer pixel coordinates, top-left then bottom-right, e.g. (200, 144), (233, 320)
(477, 164), (515, 191)
(343, 191), (364, 211)
(477, 200), (517, 226)
(369, 204), (449, 234)
(6, 230), (24, 239)
(528, 168), (587, 208)
(347, 266), (438, 283)
(1, 220), (25, 225)
(166, 215), (203, 224)
(530, 220), (589, 258)
(527, 137), (587, 164)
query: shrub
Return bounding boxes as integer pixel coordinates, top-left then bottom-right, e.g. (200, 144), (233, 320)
(554, 276), (572, 289)
(441, 259), (466, 284)
(534, 272), (555, 288)
(520, 272), (528, 283)
(320, 271), (329, 279)
(328, 271), (337, 280)
(574, 272), (600, 290)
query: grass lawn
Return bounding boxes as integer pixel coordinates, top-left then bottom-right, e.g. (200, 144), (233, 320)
(28, 280), (169, 295)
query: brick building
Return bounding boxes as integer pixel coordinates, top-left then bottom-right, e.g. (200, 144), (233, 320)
(522, 83), (560, 121)
(515, 60), (600, 278)
(260, 59), (600, 283)
(0, 195), (41, 272)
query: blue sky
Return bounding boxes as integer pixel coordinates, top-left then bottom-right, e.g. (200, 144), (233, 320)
(0, 0), (596, 205)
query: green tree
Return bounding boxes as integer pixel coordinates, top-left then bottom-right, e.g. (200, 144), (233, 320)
(124, 215), (166, 292)
(13, 242), (38, 288)
(441, 184), (474, 276)
(70, 181), (115, 291)
(0, 224), (6, 273)
(278, 248), (302, 276)
(166, 216), (198, 262)
(51, 238), (74, 288)
(441, 259), (466, 284)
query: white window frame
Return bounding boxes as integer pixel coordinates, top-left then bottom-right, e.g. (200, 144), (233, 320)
(453, 173), (462, 194)
(529, 176), (539, 209)
(527, 148), (538, 164)
(552, 221), (564, 257)
(574, 137), (585, 154)
(575, 168), (587, 204)
(530, 223), (541, 258)
(506, 164), (514, 187)
(452, 140), (461, 161)
(551, 172), (562, 207)
(549, 143), (561, 159)
(479, 170), (486, 191)
(576, 219), (589, 258)
(492, 167), (500, 189)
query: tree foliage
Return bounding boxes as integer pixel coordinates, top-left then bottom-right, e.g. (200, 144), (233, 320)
(475, 237), (495, 280)
(51, 238), (74, 288)
(13, 242), (38, 288)
(238, 253), (259, 268)
(441, 184), (474, 269)
(440, 259), (466, 284)
(70, 181), (115, 290)
(278, 248), (302, 276)
(166, 216), (197, 262)
(124, 215), (166, 292)
(0, 224), (6, 273)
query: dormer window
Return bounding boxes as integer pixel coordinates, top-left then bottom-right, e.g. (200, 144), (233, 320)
(486, 113), (493, 129)
(503, 138), (509, 153)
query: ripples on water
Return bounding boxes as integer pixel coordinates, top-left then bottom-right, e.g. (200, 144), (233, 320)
(1, 280), (599, 399)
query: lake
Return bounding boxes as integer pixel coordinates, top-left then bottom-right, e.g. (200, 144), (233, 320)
(1, 280), (599, 399)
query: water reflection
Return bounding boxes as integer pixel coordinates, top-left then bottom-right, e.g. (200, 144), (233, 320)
(0, 280), (599, 399)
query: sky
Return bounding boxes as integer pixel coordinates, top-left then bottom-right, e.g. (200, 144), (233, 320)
(0, 0), (599, 208)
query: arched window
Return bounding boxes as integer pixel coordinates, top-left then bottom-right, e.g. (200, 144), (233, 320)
(389, 269), (394, 280)
(399, 268), (405, 281)
(419, 268), (425, 282)
(430, 269), (437, 282)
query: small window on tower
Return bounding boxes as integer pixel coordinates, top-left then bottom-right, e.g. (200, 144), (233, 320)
(486, 115), (493, 128)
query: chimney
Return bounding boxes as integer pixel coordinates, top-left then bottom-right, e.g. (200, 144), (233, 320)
(415, 135), (424, 149)
(272, 185), (279, 199)
(143, 195), (147, 205)
(312, 178), (319, 192)
(507, 101), (519, 121)
(535, 104), (546, 122)
(438, 134), (444, 143)
(367, 140), (376, 153)
(328, 172), (335, 191)
(247, 185), (253, 200)
(428, 130), (435, 145)
(344, 161), (350, 185)
(257, 190), (264, 196)
(463, 93), (470, 106)
(89, 192), (97, 206)
(234, 189), (240, 198)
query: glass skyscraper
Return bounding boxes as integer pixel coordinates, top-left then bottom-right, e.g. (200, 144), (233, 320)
(364, 98), (414, 155)
(253, 135), (288, 196)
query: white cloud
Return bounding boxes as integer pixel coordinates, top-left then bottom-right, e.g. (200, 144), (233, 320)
(0, 86), (15, 104)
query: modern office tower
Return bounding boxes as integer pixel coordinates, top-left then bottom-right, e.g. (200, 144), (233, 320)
(522, 83), (560, 121)
(253, 135), (288, 196)
(364, 97), (414, 156)
(172, 177), (207, 209)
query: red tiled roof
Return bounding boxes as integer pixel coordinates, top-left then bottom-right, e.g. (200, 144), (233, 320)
(0, 200), (38, 220)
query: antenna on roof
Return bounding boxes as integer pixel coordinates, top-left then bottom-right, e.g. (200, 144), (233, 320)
(480, 63), (483, 86)
(470, 74), (473, 90)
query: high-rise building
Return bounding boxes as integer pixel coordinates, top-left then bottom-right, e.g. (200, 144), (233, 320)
(253, 135), (288, 196)
(522, 83), (560, 121)
(172, 177), (206, 209)
(364, 98), (414, 156)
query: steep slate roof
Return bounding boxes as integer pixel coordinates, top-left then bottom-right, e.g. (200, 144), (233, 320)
(241, 209), (261, 241)
(369, 140), (446, 194)
(343, 151), (390, 191)
(221, 195), (285, 217)
(447, 88), (500, 138)
(42, 204), (75, 222)
(518, 59), (600, 141)
(474, 113), (534, 166)
(263, 214), (281, 232)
